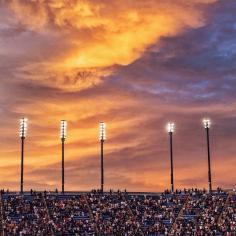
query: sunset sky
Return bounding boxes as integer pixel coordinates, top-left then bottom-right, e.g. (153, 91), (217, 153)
(0, 0), (236, 192)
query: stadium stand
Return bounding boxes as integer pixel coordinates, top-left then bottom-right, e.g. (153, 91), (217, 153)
(46, 193), (96, 235)
(126, 193), (188, 235)
(170, 190), (228, 235)
(87, 191), (143, 235)
(2, 192), (52, 235)
(0, 189), (235, 235)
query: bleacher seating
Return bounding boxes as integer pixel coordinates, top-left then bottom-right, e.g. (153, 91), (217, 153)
(46, 194), (95, 235)
(0, 189), (235, 235)
(87, 192), (143, 235)
(2, 192), (52, 235)
(171, 191), (228, 235)
(127, 193), (187, 235)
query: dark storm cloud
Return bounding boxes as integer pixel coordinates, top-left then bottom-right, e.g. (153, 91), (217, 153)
(111, 0), (236, 104)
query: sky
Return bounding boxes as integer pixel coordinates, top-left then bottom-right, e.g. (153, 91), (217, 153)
(0, 0), (236, 192)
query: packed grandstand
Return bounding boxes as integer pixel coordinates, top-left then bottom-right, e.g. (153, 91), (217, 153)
(0, 188), (235, 235)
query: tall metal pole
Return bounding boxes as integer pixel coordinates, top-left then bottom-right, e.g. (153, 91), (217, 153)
(167, 122), (174, 192)
(60, 120), (67, 194)
(203, 119), (212, 193)
(99, 122), (106, 194)
(20, 118), (27, 194)
(61, 138), (65, 194)
(101, 139), (104, 193)
(206, 126), (212, 192)
(20, 137), (25, 193)
(169, 131), (174, 192)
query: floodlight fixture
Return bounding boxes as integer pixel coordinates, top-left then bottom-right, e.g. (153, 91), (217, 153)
(167, 122), (174, 133)
(20, 118), (28, 138)
(203, 119), (211, 129)
(99, 122), (106, 141)
(60, 120), (67, 140)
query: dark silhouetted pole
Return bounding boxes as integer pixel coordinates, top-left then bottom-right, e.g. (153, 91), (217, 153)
(167, 122), (174, 192)
(101, 139), (104, 192)
(19, 118), (28, 194)
(60, 120), (67, 194)
(99, 122), (106, 193)
(203, 119), (212, 192)
(61, 138), (65, 193)
(20, 137), (25, 193)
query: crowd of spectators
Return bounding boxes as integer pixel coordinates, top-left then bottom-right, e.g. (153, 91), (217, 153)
(171, 189), (231, 235)
(217, 194), (236, 234)
(127, 193), (187, 235)
(46, 194), (95, 235)
(2, 192), (52, 235)
(0, 189), (235, 235)
(87, 191), (143, 235)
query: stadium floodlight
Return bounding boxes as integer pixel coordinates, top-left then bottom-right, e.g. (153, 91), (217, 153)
(202, 118), (212, 192)
(99, 122), (106, 141)
(203, 119), (211, 129)
(60, 120), (67, 140)
(167, 122), (175, 192)
(60, 120), (67, 194)
(167, 122), (174, 133)
(99, 122), (106, 193)
(20, 118), (28, 138)
(19, 118), (28, 193)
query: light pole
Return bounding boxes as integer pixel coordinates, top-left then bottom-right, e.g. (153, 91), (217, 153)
(99, 122), (106, 193)
(203, 119), (212, 192)
(167, 122), (174, 192)
(19, 118), (28, 193)
(60, 120), (67, 194)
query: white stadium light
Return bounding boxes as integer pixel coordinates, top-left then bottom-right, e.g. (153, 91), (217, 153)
(203, 119), (211, 129)
(167, 122), (174, 133)
(60, 120), (67, 140)
(99, 122), (106, 141)
(19, 118), (28, 138)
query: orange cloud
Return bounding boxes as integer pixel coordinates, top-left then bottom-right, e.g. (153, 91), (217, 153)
(3, 0), (218, 90)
